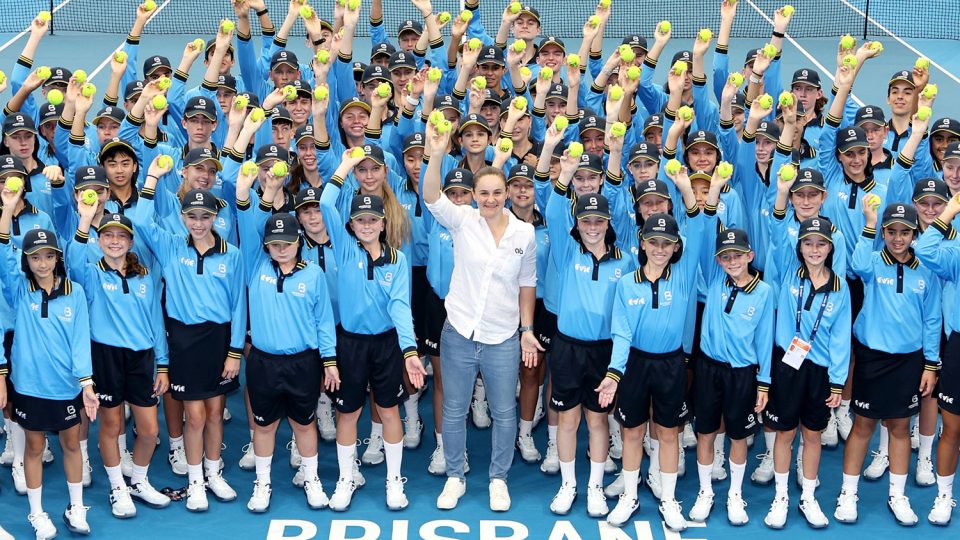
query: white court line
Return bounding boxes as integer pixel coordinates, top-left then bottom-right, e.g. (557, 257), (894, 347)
(839, 0), (960, 86)
(88, 0), (174, 80)
(745, 0), (864, 107)
(0, 0), (77, 54)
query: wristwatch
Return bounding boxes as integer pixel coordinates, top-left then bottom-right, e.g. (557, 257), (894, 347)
(519, 325), (534, 333)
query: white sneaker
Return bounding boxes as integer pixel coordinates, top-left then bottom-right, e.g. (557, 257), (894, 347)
(292, 468), (305, 487)
(682, 423), (697, 449)
(727, 492), (749, 525)
(353, 459), (366, 488)
(12, 461), (26, 494)
(888, 495), (918, 526)
(549, 482), (577, 515)
(424, 357), (434, 377)
(168, 447), (188, 476)
(910, 422), (920, 451)
(765, 495), (789, 529)
(532, 394), (545, 428)
(471, 380), (491, 429)
(361, 433), (384, 465)
(42, 438), (54, 464)
(646, 471), (662, 500)
(489, 479), (511, 511)
(386, 476), (409, 510)
(62, 504), (91, 534)
(609, 422), (623, 460)
(0, 434), (12, 466)
(796, 453), (820, 487)
(688, 490), (714, 522)
(130, 478), (171, 508)
(834, 489), (859, 523)
(747, 434), (756, 448)
(587, 485), (609, 517)
(864, 451), (889, 480)
(540, 439), (559, 474)
(329, 479), (357, 511)
(799, 496), (829, 528)
(678, 445), (686, 477)
(120, 447), (134, 477)
(604, 455), (617, 474)
(316, 398), (337, 442)
(822, 415), (839, 448)
(916, 456), (935, 486)
(659, 498), (688, 532)
(837, 410), (853, 440)
(928, 492), (956, 526)
(186, 480), (208, 512)
(222, 407), (232, 422)
(643, 432), (654, 457)
(124, 403), (131, 421)
(239, 442), (255, 471)
(303, 477), (329, 509)
(247, 480), (271, 513)
(28, 512), (57, 540)
(428, 443), (446, 475)
(606, 494), (639, 527)
(516, 434), (541, 463)
(206, 471), (238, 502)
(604, 472), (637, 498)
(712, 449), (727, 481)
(109, 485), (137, 518)
(81, 456), (91, 487)
(752, 450), (775, 484)
(437, 477), (466, 510)
(287, 438), (302, 469)
(403, 417), (423, 449)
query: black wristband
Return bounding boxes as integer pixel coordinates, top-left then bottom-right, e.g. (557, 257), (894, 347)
(772, 30), (785, 38)
(256, 8), (269, 16)
(146, 174), (158, 180)
(312, 38), (324, 46)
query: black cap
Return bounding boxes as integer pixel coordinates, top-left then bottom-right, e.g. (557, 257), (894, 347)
(184, 96), (217, 120)
(352, 61), (367, 82)
(295, 124), (316, 145)
(38, 103), (62, 126)
(545, 83), (568, 102)
(204, 38), (235, 58)
(216, 74), (237, 92)
(143, 55), (171, 77)
(837, 126), (869, 153)
(775, 98), (806, 120)
(433, 94), (461, 113)
(508, 163), (535, 183)
(359, 144), (386, 166)
(237, 91), (260, 109)
(387, 51), (416, 72)
(21, 229), (60, 255)
(270, 50), (299, 71)
(641, 213), (680, 242)
(671, 50), (692, 66)
(798, 217), (834, 242)
(269, 106), (293, 124)
(264, 213), (301, 244)
(943, 142), (960, 162)
(350, 194), (385, 219)
(538, 36), (566, 53)
(124, 80), (145, 100)
(881, 203), (918, 229)
(791, 68), (821, 88)
(97, 213), (134, 236)
(931, 117), (960, 138)
(43, 67), (71, 88)
(579, 113), (603, 135)
(479, 46), (505, 66)
(397, 19), (424, 36)
(181, 189), (220, 214)
(689, 170), (712, 183)
(715, 228), (752, 255)
(288, 79), (313, 98)
(519, 5), (541, 24)
(74, 165), (109, 189)
(744, 48), (761, 67)
(628, 142), (660, 164)
(642, 114), (663, 134)
(98, 137), (136, 160)
(339, 97), (371, 116)
(371, 42), (396, 60)
(854, 105), (887, 127)
(731, 92), (746, 111)
(3, 113), (36, 136)
(362, 64), (389, 84)
(403, 132), (425, 153)
(93, 105), (125, 125)
(685, 130), (719, 151)
(184, 147), (222, 170)
(0, 155), (27, 176)
(482, 92), (502, 108)
(458, 113), (491, 135)
(913, 178), (950, 203)
(443, 168), (474, 191)
(636, 179), (671, 200)
(889, 70), (915, 88)
(791, 168), (827, 192)
(621, 34), (648, 53)
(577, 152), (604, 173)
(255, 144), (290, 165)
(294, 187), (321, 210)
(755, 121), (782, 141)
(575, 193), (610, 220)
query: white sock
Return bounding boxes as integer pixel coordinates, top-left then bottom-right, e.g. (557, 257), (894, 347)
(764, 430), (776, 453)
(169, 435), (183, 451)
(649, 438), (661, 476)
(203, 458), (220, 477)
(919, 434), (934, 460)
(697, 462), (713, 494)
(300, 453), (318, 481)
(838, 399), (850, 418)
(370, 421), (383, 438)
(775, 471), (789, 497)
(801, 477), (817, 499)
(187, 463), (203, 484)
(404, 392), (420, 422)
(728, 459), (746, 496)
(623, 469), (640, 500)
(254, 454), (272, 484)
(118, 433), (127, 452)
(336, 443), (355, 481)
(842, 472), (859, 494)
(79, 438), (88, 459)
(248, 429), (254, 441)
(937, 474), (955, 498)
(547, 424), (558, 442)
(559, 459), (575, 485)
(67, 481), (83, 507)
(588, 460), (605, 488)
(519, 419), (533, 438)
(435, 432), (443, 447)
(889, 472), (907, 497)
(130, 463), (148, 486)
(10, 421), (24, 463)
(879, 424), (889, 454)
(104, 464), (124, 489)
(384, 440), (403, 479)
(714, 433), (725, 454)
(661, 471), (678, 501)
(27, 485), (43, 515)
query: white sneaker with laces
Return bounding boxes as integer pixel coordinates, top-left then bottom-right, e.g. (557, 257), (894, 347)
(516, 434), (541, 463)
(540, 440), (559, 474)
(604, 472), (626, 498)
(712, 449), (727, 481)
(125, 403), (131, 421)
(361, 433), (385, 466)
(239, 442), (255, 471)
(659, 498), (688, 532)
(287, 438), (301, 469)
(472, 380), (491, 429)
(168, 447), (188, 476)
(0, 434), (12, 466)
(916, 456), (935, 486)
(222, 407), (232, 422)
(643, 432), (654, 457)
(12, 461), (26, 494)
(834, 490), (859, 523)
(604, 455), (617, 474)
(186, 481), (208, 512)
(292, 468), (305, 487)
(646, 471), (662, 500)
(837, 410), (853, 440)
(549, 482), (577, 515)
(62, 504), (91, 534)
(910, 422), (920, 451)
(764, 495), (789, 529)
(28, 512), (56, 540)
(42, 438), (54, 464)
(403, 417), (423, 450)
(532, 394), (545, 428)
(606, 494), (639, 527)
(864, 451), (889, 480)
(609, 422), (623, 460)
(353, 459), (366, 487)
(682, 423), (697, 449)
(329, 479), (357, 511)
(247, 480), (271, 513)
(303, 477), (329, 509)
(752, 450), (774, 484)
(928, 493), (956, 526)
(587, 485), (609, 517)
(82, 456), (92, 487)
(727, 493), (749, 525)
(489, 479), (511, 511)
(822, 415), (839, 447)
(109, 485), (136, 518)
(799, 496), (829, 528)
(130, 478), (171, 508)
(678, 445), (686, 477)
(206, 471), (238, 502)
(888, 495), (919, 526)
(120, 447), (134, 477)
(428, 443), (446, 475)
(688, 490), (714, 522)
(437, 477), (466, 510)
(316, 398), (337, 441)
(386, 476), (409, 510)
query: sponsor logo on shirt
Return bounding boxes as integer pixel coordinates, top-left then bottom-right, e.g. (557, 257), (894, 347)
(64, 405), (77, 422)
(627, 297), (646, 306)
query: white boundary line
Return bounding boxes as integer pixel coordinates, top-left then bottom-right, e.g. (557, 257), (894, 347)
(838, 0), (960, 86)
(88, 0), (174, 79)
(0, 0), (77, 54)
(745, 0), (863, 106)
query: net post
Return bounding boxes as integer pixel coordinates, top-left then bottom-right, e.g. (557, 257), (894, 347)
(862, 0), (869, 40)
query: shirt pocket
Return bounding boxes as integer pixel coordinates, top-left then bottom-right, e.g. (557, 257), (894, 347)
(493, 245), (523, 280)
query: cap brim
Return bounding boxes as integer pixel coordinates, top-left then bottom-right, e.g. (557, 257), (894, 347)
(641, 233), (679, 243)
(271, 61), (298, 71)
(350, 210), (385, 219)
(442, 182), (473, 192)
(715, 246), (751, 256)
(931, 126), (960, 138)
(791, 80), (821, 88)
(855, 119), (886, 128)
(882, 218), (918, 230)
(4, 126), (37, 136)
(790, 184), (827, 193)
(838, 142), (869, 153)
(637, 191), (670, 200)
(99, 140), (135, 157)
(92, 115), (123, 125)
(186, 157), (223, 171)
(97, 221), (134, 236)
(913, 192), (948, 203)
(144, 66), (172, 76)
(628, 154), (659, 164)
(458, 120), (492, 135)
(184, 110), (217, 121)
(888, 78), (915, 88)
(388, 64), (416, 72)
(507, 174), (534, 184)
(576, 211), (610, 220)
(798, 231), (833, 242)
(296, 133), (317, 145)
(180, 206), (218, 215)
(478, 59), (506, 67)
(264, 235), (300, 245)
(340, 101), (372, 116)
(22, 245), (61, 255)
(75, 181), (110, 190)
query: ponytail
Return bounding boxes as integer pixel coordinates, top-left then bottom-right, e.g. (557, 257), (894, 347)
(124, 251), (147, 277)
(379, 181), (411, 249)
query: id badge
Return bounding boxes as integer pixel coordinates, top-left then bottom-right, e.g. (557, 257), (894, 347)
(782, 336), (811, 370)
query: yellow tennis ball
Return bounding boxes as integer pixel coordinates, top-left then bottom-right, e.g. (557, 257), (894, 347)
(519, 66), (532, 79)
(428, 110), (445, 126)
(509, 2), (522, 14)
(568, 142), (584, 158)
(143, 1), (157, 11)
(915, 57), (930, 70)
(627, 66), (641, 80)
(437, 120), (452, 134)
(778, 163), (796, 182)
(151, 95), (167, 110)
(665, 159), (682, 175)
(778, 91), (794, 107)
(437, 12), (451, 24)
(315, 50), (330, 64)
(472, 76), (486, 90)
(114, 51), (128, 63)
(73, 69), (87, 84)
(600, 0), (611, 8)
(513, 96), (528, 110)
(608, 85), (623, 101)
(498, 138), (514, 152)
(698, 28), (713, 42)
(717, 161), (733, 179)
(672, 60), (687, 75)
(233, 95), (249, 110)
(427, 67), (442, 82)
(540, 66), (554, 80)
(512, 40), (526, 54)
(619, 44), (636, 63)
(192, 38), (205, 51)
(375, 82), (391, 98)
(729, 72), (744, 87)
(659, 21), (671, 34)
(5, 177), (23, 193)
(678, 105), (693, 121)
(553, 116), (569, 131)
(758, 93), (773, 109)
(781, 5), (794, 17)
(922, 84), (938, 99)
(271, 161), (289, 177)
(250, 107), (265, 122)
(38, 11), (51, 22)
(241, 161), (257, 176)
(866, 194), (881, 209)
(220, 19), (235, 33)
(81, 83), (96, 98)
(81, 189), (98, 206)
(842, 54), (858, 68)
(460, 10), (473, 22)
(282, 85), (298, 101)
(762, 44), (777, 58)
(47, 89), (64, 106)
(840, 34), (856, 50)
(157, 155), (174, 170)
(588, 15), (600, 28)
(36, 66), (51, 80)
(468, 38), (481, 51)
(917, 106), (932, 121)
(567, 54), (581, 69)
(611, 122), (627, 137)
(299, 5), (314, 18)
(0, 71), (7, 84)
(313, 86), (329, 100)
(869, 41), (883, 53)
(350, 147), (365, 158)
(347, 0), (360, 10)
(156, 76), (172, 90)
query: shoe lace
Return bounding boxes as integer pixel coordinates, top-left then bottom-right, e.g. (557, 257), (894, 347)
(286, 440), (296, 451)
(869, 450), (888, 460)
(242, 442), (252, 454)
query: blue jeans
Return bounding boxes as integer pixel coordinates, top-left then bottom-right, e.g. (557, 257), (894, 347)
(440, 319), (520, 480)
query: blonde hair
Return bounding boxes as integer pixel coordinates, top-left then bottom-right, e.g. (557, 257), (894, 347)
(378, 181), (411, 249)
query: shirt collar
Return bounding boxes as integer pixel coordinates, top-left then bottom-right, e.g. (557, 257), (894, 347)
(725, 270), (761, 293)
(880, 247), (920, 269)
(796, 264), (841, 293)
(28, 275), (70, 297)
(186, 230), (228, 255)
(636, 265), (672, 283)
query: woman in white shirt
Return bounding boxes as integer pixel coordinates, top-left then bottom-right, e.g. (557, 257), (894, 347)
(421, 118), (541, 513)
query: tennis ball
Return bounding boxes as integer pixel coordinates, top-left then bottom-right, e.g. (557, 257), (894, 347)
(437, 119), (452, 135)
(866, 194), (881, 209)
(315, 50), (330, 64)
(36, 66), (51, 80)
(565, 55), (582, 71)
(922, 84), (938, 99)
(241, 161), (257, 176)
(460, 10), (473, 22)
(282, 85), (297, 101)
(600, 0), (611, 7)
(250, 107), (265, 122)
(778, 164), (797, 182)
(47, 89), (64, 106)
(4, 177), (23, 193)
(659, 21), (671, 34)
(717, 161), (733, 179)
(672, 60), (687, 75)
(81, 189), (98, 206)
(428, 110), (445, 126)
(678, 105), (693, 121)
(114, 51), (128, 63)
(698, 28), (713, 42)
(728, 72), (744, 87)
(915, 57), (930, 70)
(869, 41), (883, 53)
(762, 44), (777, 58)
(427, 67), (442, 82)
(337, 0), (346, 5)
(608, 84), (623, 101)
(513, 96), (528, 110)
(568, 142), (584, 158)
(553, 116), (569, 131)
(840, 34), (855, 50)
(842, 54), (858, 68)
(611, 122), (627, 137)
(665, 159), (682, 175)
(0, 71), (6, 84)
(375, 82), (391, 98)
(38, 11), (51, 22)
(778, 91), (794, 107)
(192, 38), (205, 51)
(73, 69), (87, 84)
(619, 44), (636, 63)
(347, 0), (360, 10)
(540, 66), (553, 80)
(151, 95), (167, 110)
(588, 15), (600, 28)
(472, 76), (486, 90)
(81, 83), (96, 98)
(233, 95), (249, 110)
(509, 2), (522, 14)
(781, 5), (794, 17)
(220, 19), (235, 33)
(917, 106), (932, 121)
(757, 93), (773, 109)
(156, 76), (172, 90)
(313, 86), (329, 100)
(512, 40), (526, 54)
(627, 66), (641, 80)
(519, 66), (532, 79)
(350, 147), (365, 158)
(498, 138), (514, 152)
(437, 12), (451, 25)
(299, 5), (314, 18)
(271, 161), (289, 177)
(468, 38), (481, 51)
(157, 155), (174, 170)
(143, 1), (157, 11)
(405, 81), (413, 93)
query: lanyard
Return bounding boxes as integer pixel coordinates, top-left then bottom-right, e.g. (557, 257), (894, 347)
(796, 279), (830, 344)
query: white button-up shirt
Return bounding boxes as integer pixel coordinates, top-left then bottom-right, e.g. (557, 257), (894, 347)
(425, 195), (537, 345)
